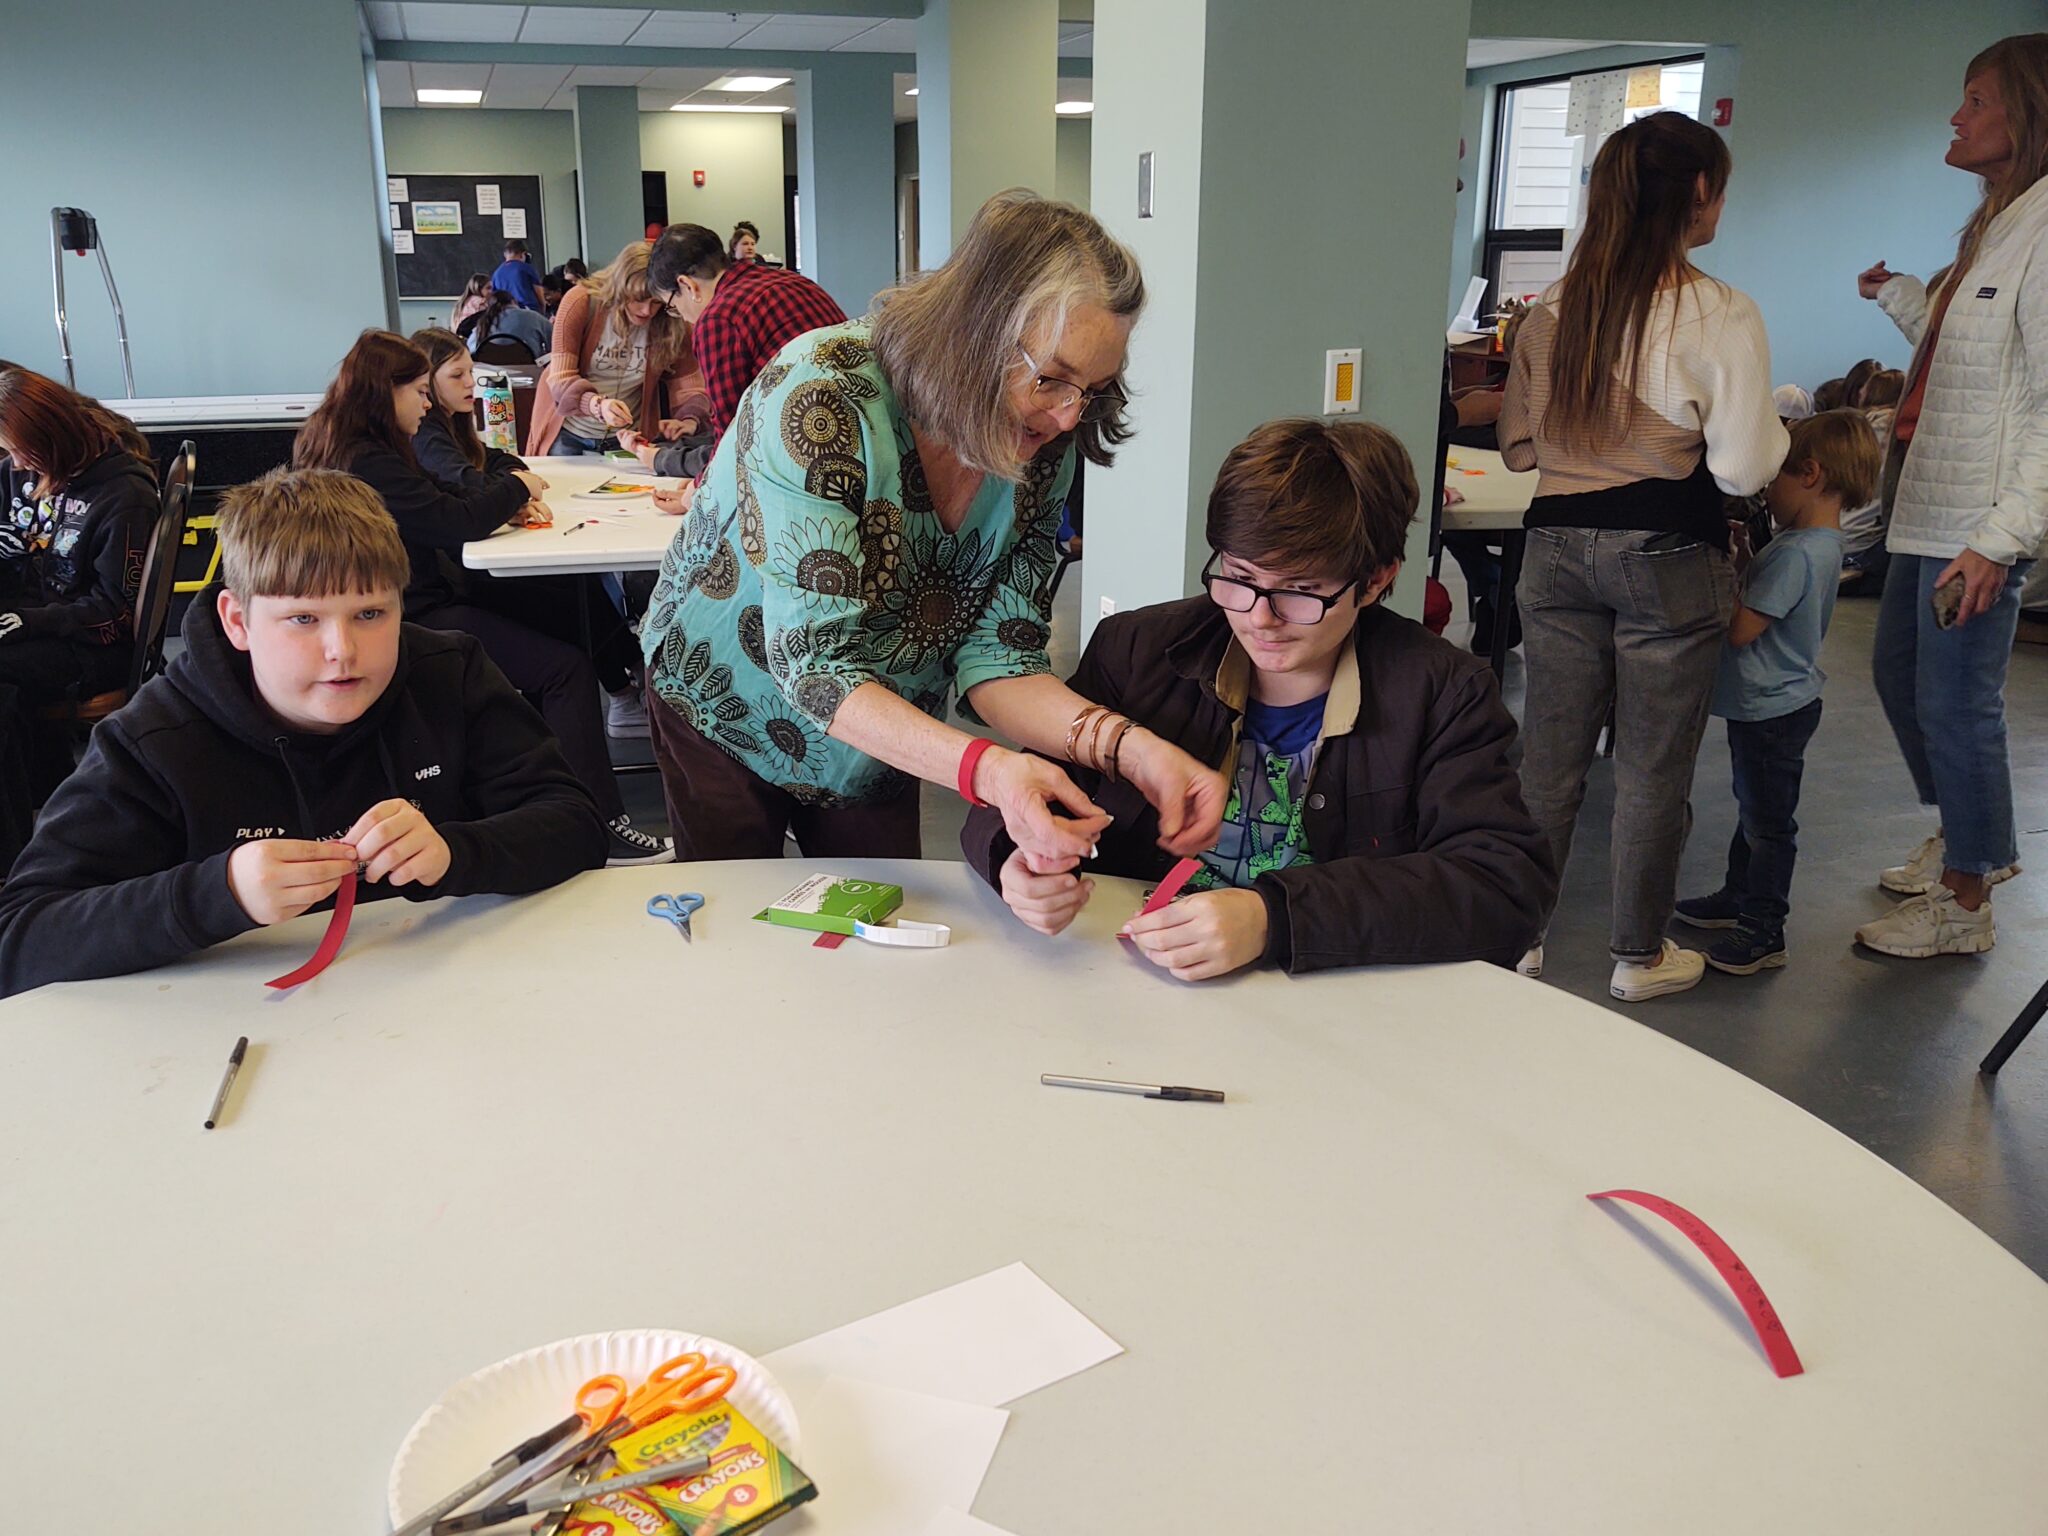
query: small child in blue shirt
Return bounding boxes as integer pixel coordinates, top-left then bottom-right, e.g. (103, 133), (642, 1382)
(1678, 411), (1880, 974)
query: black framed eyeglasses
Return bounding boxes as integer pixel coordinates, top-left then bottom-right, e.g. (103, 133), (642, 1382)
(1016, 345), (1128, 423)
(1202, 554), (1359, 625)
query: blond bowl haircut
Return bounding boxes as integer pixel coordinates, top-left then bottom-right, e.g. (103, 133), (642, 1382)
(1786, 410), (1882, 510)
(870, 189), (1144, 482)
(217, 468), (411, 602)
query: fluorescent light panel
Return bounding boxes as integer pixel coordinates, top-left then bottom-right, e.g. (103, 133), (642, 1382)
(711, 75), (790, 91)
(417, 88), (484, 105)
(904, 87), (919, 96)
(670, 103), (788, 113)
(1055, 101), (1093, 114)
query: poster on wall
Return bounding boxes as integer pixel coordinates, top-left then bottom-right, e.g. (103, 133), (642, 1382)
(1565, 70), (1627, 140)
(501, 207), (528, 239)
(393, 230), (415, 254)
(476, 184), (501, 215)
(387, 176), (408, 202)
(412, 201), (463, 236)
(388, 204), (401, 230)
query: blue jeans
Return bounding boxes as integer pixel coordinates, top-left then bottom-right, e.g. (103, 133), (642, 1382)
(553, 428), (614, 456)
(1871, 552), (2033, 875)
(1719, 699), (1823, 936)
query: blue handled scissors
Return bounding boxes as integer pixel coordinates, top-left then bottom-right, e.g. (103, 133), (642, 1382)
(646, 891), (705, 943)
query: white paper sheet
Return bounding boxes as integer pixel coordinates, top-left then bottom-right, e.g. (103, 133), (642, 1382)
(762, 1262), (1122, 1414)
(920, 1511), (1017, 1536)
(501, 207), (528, 239)
(477, 183), (501, 214)
(393, 230), (414, 255)
(792, 1379), (1008, 1536)
(388, 203), (401, 230)
(386, 176), (408, 202)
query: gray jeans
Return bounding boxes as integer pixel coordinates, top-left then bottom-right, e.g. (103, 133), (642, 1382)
(1518, 526), (1736, 958)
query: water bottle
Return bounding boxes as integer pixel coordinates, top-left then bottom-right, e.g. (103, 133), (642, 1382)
(476, 367), (517, 452)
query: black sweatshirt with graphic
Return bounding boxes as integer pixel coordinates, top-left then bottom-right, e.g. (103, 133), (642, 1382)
(0, 447), (157, 644)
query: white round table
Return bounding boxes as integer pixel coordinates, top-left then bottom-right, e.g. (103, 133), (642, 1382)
(3, 860), (2044, 1532)
(463, 456), (682, 578)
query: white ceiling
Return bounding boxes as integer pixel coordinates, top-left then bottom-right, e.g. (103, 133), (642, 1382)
(363, 5), (1092, 58)
(1465, 37), (1672, 69)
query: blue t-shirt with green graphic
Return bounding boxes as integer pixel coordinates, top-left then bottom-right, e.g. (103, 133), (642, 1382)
(1190, 692), (1324, 890)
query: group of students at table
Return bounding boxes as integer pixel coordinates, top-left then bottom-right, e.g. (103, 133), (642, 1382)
(3, 35), (2041, 1001)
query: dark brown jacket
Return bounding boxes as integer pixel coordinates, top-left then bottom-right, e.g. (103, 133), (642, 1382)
(960, 598), (1555, 973)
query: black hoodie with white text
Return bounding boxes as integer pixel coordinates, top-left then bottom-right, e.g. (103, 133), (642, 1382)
(0, 446), (156, 643)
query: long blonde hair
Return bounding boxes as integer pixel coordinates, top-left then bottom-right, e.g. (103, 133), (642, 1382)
(1545, 113), (1731, 452)
(579, 241), (692, 380)
(1940, 35), (2048, 302)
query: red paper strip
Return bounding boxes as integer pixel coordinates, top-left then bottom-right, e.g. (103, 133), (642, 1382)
(812, 931), (848, 950)
(1588, 1189), (1804, 1378)
(1140, 857), (1203, 916)
(266, 870), (358, 990)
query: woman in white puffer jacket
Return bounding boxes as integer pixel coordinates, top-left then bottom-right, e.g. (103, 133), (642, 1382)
(1852, 33), (2048, 960)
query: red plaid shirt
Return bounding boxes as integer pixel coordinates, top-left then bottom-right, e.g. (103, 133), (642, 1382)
(693, 262), (849, 436)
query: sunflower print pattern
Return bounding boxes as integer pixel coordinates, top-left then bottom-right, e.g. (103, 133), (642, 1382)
(640, 318), (1073, 802)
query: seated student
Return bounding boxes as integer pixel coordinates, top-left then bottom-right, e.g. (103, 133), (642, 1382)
(0, 468), (607, 996)
(1839, 373), (1902, 594)
(1812, 376), (1851, 413)
(491, 240), (543, 310)
(410, 326), (650, 741)
(538, 265), (574, 317)
(295, 328), (671, 866)
(457, 288), (552, 362)
(1677, 410), (1879, 973)
(450, 272), (493, 333)
(728, 221), (760, 264)
(960, 418), (1556, 978)
(630, 221), (849, 495)
(0, 365), (158, 868)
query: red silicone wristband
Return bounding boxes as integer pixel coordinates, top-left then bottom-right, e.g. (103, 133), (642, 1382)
(957, 737), (997, 808)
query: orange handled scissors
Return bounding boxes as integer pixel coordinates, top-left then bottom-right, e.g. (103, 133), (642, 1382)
(576, 1352), (736, 1435)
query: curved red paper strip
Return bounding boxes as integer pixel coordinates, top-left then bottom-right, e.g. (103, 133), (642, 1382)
(1139, 856), (1203, 916)
(266, 869), (358, 990)
(1588, 1189), (1804, 1378)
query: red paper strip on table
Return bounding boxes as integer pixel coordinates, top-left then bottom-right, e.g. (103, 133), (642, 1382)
(266, 870), (358, 990)
(1587, 1188), (1804, 1378)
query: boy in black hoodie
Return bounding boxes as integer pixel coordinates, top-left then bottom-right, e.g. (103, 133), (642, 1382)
(0, 468), (609, 996)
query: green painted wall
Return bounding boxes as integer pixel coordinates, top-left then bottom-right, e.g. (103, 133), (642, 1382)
(1466, 0), (2045, 385)
(916, 0), (1060, 262)
(0, 0), (391, 397)
(798, 57), (899, 317)
(1054, 119), (1092, 211)
(641, 111), (790, 268)
(382, 109), (581, 336)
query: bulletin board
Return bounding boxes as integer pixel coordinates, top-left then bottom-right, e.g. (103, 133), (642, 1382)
(388, 173), (547, 300)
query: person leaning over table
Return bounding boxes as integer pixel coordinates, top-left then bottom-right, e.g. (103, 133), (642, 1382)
(638, 190), (1227, 864)
(525, 241), (711, 459)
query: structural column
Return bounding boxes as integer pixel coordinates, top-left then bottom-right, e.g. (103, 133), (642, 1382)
(915, 0), (1059, 266)
(574, 84), (644, 265)
(797, 55), (899, 314)
(1083, 0), (1473, 631)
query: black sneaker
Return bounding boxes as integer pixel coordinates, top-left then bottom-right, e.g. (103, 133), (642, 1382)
(1705, 924), (1787, 975)
(605, 816), (675, 867)
(1674, 889), (1743, 929)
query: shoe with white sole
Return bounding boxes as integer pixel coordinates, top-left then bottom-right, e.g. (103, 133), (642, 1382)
(1854, 887), (1995, 957)
(1880, 833), (2018, 895)
(606, 687), (651, 740)
(1516, 945), (1544, 978)
(1610, 939), (1705, 1002)
(604, 816), (674, 867)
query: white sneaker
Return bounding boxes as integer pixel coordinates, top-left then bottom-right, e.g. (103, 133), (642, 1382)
(1880, 833), (2018, 895)
(606, 688), (650, 740)
(1855, 887), (1995, 957)
(605, 816), (674, 867)
(1516, 945), (1544, 978)
(1610, 940), (1706, 1002)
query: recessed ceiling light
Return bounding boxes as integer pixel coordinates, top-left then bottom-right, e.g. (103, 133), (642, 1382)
(711, 75), (790, 92)
(904, 87), (919, 97)
(1055, 101), (1093, 115)
(417, 88), (484, 105)
(670, 103), (788, 113)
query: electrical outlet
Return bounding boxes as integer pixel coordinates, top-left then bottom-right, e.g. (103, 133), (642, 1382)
(1324, 348), (1362, 414)
(1099, 595), (1117, 621)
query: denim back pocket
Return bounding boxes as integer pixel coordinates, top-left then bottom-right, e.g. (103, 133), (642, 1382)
(1518, 527), (1572, 611)
(1616, 539), (1732, 631)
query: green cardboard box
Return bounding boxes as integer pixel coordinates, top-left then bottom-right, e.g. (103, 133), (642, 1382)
(754, 874), (905, 936)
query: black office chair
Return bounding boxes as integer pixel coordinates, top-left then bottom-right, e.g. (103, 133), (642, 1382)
(40, 439), (193, 726)
(473, 335), (539, 365)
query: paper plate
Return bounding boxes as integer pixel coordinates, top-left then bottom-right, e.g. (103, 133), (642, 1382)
(387, 1329), (800, 1525)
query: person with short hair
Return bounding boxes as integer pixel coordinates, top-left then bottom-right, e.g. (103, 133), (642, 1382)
(1852, 32), (2048, 957)
(961, 418), (1553, 978)
(491, 240), (543, 310)
(637, 221), (847, 479)
(640, 190), (1226, 864)
(1676, 410), (1880, 974)
(0, 467), (607, 996)
(728, 221), (760, 264)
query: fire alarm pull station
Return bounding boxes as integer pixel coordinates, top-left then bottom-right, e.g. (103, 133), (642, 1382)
(1713, 98), (1733, 127)
(693, 170), (706, 187)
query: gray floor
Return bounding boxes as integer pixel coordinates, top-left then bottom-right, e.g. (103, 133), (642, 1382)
(619, 573), (2048, 1281)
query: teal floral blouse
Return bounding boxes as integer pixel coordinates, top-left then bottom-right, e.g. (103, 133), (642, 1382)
(642, 319), (1072, 804)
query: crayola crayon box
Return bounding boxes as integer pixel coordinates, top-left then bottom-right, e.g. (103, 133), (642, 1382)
(580, 1399), (817, 1535)
(754, 874), (903, 937)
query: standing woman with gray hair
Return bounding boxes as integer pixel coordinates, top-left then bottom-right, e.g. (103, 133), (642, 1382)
(639, 191), (1226, 863)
